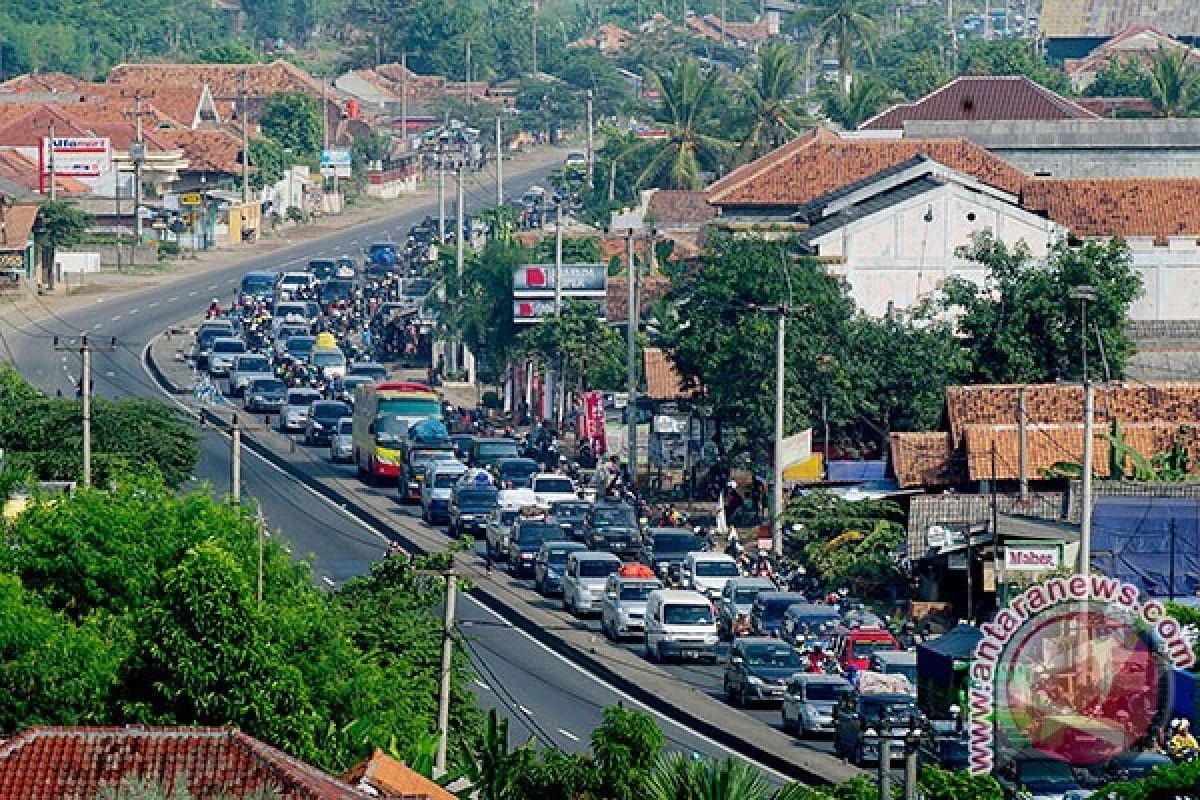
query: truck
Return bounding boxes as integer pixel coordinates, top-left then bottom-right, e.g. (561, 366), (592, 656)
(352, 381), (442, 484)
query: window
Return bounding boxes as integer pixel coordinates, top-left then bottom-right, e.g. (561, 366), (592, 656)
(535, 477), (575, 494)
(337, 420), (354, 434)
(620, 583), (658, 601)
(434, 472), (462, 488)
(578, 559), (617, 577)
(236, 357), (269, 371)
(852, 641), (899, 659)
(652, 533), (704, 552)
(251, 379), (285, 393)
(801, 681), (843, 701)
(546, 549), (574, 565)
(516, 524), (559, 545)
(593, 506), (636, 527)
(287, 337), (316, 355)
(313, 351), (345, 367)
(287, 391), (319, 405)
(663, 604), (713, 625)
(695, 560), (740, 577)
(478, 441), (519, 457)
(312, 402), (350, 420)
(457, 489), (498, 507)
(734, 588), (765, 604)
(742, 645), (803, 668)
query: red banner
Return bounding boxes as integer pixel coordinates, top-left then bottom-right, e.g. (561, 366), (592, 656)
(578, 391), (607, 455)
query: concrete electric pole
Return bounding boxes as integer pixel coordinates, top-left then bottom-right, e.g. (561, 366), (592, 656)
(55, 335), (116, 487)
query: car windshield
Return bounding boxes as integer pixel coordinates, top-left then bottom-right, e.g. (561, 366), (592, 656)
(516, 524), (559, 545)
(287, 391), (319, 406)
(312, 402), (350, 420)
(236, 357), (269, 371)
(553, 502), (589, 517)
(413, 449), (454, 466)
(535, 477), (574, 494)
(478, 441), (519, 457)
(593, 505), (637, 527)
(457, 489), (498, 507)
(251, 379), (285, 393)
(546, 549), (576, 565)
(734, 588), (765, 604)
(321, 280), (353, 297)
(853, 641), (899, 659)
(652, 533), (703, 553)
(499, 510), (518, 525)
(500, 461), (539, 477)
(762, 597), (805, 620)
(242, 276), (274, 293)
(1018, 760), (1074, 785)
(664, 604), (713, 625)
(351, 365), (388, 380)
(337, 420), (353, 434)
(213, 340), (246, 353)
(579, 560), (617, 577)
(434, 472), (464, 488)
(801, 682), (843, 701)
(696, 561), (740, 577)
(275, 304), (307, 318)
(375, 415), (414, 444)
(278, 326), (308, 340)
(743, 645), (803, 668)
(313, 350), (345, 367)
(287, 337), (316, 355)
(620, 583), (658, 601)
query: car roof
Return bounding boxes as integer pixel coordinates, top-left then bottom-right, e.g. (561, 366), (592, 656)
(732, 636), (791, 646)
(648, 588), (710, 602)
(727, 577), (777, 589)
(785, 603), (840, 615)
(497, 457), (537, 466)
(756, 592), (807, 601)
(870, 650), (916, 665)
(570, 550), (620, 561)
(649, 527), (697, 536)
(688, 552), (735, 561)
(288, 388), (321, 397)
(789, 673), (849, 684)
(212, 336), (245, 344)
(540, 540), (586, 551)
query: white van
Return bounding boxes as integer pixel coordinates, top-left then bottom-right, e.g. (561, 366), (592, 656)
(643, 589), (719, 663)
(681, 552), (741, 597)
(562, 551), (621, 616)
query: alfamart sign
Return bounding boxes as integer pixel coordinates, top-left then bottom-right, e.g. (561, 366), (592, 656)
(969, 574), (1194, 773)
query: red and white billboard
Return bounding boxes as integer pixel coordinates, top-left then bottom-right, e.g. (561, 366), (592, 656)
(578, 391), (607, 455)
(39, 136), (112, 185)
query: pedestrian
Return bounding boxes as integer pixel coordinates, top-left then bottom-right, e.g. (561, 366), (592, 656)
(751, 475), (767, 521)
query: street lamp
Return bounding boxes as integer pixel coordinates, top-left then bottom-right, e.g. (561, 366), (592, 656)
(1068, 284), (1097, 579)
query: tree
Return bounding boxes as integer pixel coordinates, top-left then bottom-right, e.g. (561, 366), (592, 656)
(644, 753), (773, 800)
(821, 77), (893, 129)
(1148, 46), (1200, 117)
(246, 137), (289, 191)
(259, 92), (323, 157)
(590, 706), (665, 799)
(784, 490), (905, 570)
(516, 300), (626, 392)
(805, 519), (905, 598)
(890, 51), (949, 101)
(630, 58), (732, 190)
(795, 0), (882, 89)
(195, 41), (262, 63)
(1092, 758), (1200, 799)
(942, 233), (1143, 384)
(958, 39), (1071, 94)
(34, 199), (91, 280)
(736, 42), (808, 161)
(1085, 55), (1152, 99)
(917, 766), (1005, 800)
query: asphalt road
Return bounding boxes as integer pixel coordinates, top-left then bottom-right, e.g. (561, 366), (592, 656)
(0, 159), (796, 777)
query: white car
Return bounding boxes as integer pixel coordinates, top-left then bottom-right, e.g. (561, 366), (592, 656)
(681, 552), (742, 598)
(562, 551), (621, 616)
(207, 337), (247, 377)
(280, 388), (321, 432)
(330, 417), (354, 463)
(276, 271), (315, 300)
(531, 473), (579, 507)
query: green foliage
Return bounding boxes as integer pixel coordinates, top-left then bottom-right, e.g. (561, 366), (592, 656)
(1093, 757), (1200, 799)
(0, 473), (477, 774)
(531, 235), (603, 264)
(0, 366), (198, 486)
(1148, 47), (1200, 117)
(95, 775), (284, 800)
(1166, 601), (1200, 670)
(918, 765), (1005, 800)
(644, 753), (774, 800)
(246, 138), (289, 191)
(1085, 55), (1153, 99)
(195, 41), (262, 64)
(260, 92), (323, 158)
(943, 233), (1143, 384)
(736, 42), (810, 162)
(821, 77), (894, 129)
(795, 0), (883, 80)
(242, 0), (337, 44)
(34, 200), (92, 250)
(517, 300), (626, 391)
(435, 238), (524, 383)
(784, 491), (906, 594)
(889, 51), (950, 101)
(591, 705), (665, 799)
(958, 39), (1071, 94)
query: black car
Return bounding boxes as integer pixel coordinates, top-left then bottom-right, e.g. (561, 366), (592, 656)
(349, 362), (389, 382)
(507, 517), (563, 578)
(724, 637), (807, 706)
(494, 457), (538, 488)
(304, 400), (352, 446)
(833, 692), (920, 765)
(308, 259), (337, 281)
(448, 484), (499, 537)
(550, 500), (592, 541)
(750, 592), (810, 637)
(320, 279), (354, 307)
(245, 378), (287, 413)
(585, 499), (641, 558)
(639, 527), (707, 584)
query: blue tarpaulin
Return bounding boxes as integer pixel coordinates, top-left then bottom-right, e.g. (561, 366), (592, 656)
(1090, 495), (1200, 598)
(827, 460), (887, 482)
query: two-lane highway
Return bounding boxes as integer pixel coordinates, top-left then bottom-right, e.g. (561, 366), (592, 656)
(0, 158), (795, 775)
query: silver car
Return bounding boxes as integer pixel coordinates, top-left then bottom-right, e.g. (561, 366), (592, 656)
(207, 337), (248, 377)
(717, 577), (777, 638)
(280, 388), (321, 432)
(781, 673), (850, 737)
(228, 353), (273, 397)
(562, 551), (622, 616)
(601, 574), (662, 640)
(329, 417), (354, 463)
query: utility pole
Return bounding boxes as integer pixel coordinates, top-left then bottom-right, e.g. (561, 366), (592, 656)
(903, 726), (921, 800)
(877, 736), (892, 799)
(451, 166), (465, 377)
(1070, 285), (1097, 578)
(240, 70), (250, 208)
(1018, 386), (1029, 501)
(437, 136), (446, 243)
(47, 123), (56, 201)
(554, 198), (564, 313)
(55, 335), (116, 487)
(122, 91), (152, 267)
(626, 230), (638, 483)
(495, 114), (504, 206)
(416, 558), (459, 779)
(465, 38), (473, 107)
(772, 305), (786, 558)
(585, 89), (594, 190)
(401, 51), (410, 153)
(256, 505), (267, 608)
(230, 413), (242, 504)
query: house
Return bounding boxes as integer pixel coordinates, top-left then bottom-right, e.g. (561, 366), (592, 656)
(858, 76), (1097, 132)
(341, 748), (457, 800)
(685, 14), (773, 49)
(1039, 0), (1200, 63)
(570, 23), (636, 54)
(0, 202), (39, 290)
(1064, 25), (1200, 91)
(0, 726), (374, 799)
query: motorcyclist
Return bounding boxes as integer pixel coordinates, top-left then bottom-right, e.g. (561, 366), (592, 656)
(1169, 719), (1199, 761)
(206, 297), (222, 318)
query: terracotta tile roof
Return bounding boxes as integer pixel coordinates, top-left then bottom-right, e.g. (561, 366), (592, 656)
(158, 129), (243, 173)
(889, 432), (962, 487)
(962, 422), (1200, 481)
(644, 347), (699, 401)
(705, 127), (1027, 208)
(709, 15), (771, 41)
(1072, 96), (1157, 116)
(0, 103), (175, 151)
(607, 274), (670, 323)
(0, 726), (373, 799)
(341, 749), (456, 800)
(0, 72), (91, 93)
(1064, 25), (1199, 78)
(646, 190), (717, 228)
(1021, 177), (1200, 243)
(571, 23), (636, 52)
(0, 148), (89, 194)
(860, 76), (1096, 131)
(0, 203), (39, 250)
(1039, 0), (1200, 39)
(369, 63), (494, 105)
(108, 59), (329, 103)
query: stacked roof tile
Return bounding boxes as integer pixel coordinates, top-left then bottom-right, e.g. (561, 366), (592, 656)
(860, 76), (1097, 131)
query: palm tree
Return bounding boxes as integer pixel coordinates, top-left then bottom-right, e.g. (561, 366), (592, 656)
(645, 753), (774, 800)
(632, 58), (732, 190)
(822, 76), (893, 129)
(1148, 46), (1200, 117)
(795, 0), (882, 91)
(737, 42), (810, 161)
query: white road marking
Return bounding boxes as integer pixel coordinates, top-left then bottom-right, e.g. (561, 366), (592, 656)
(207, 284), (218, 290)
(93, 323), (103, 329)
(111, 315), (121, 322)
(226, 278), (237, 284)
(148, 302), (159, 308)
(557, 728), (580, 742)
(187, 291), (198, 297)
(474, 679), (493, 692)
(129, 308), (139, 314)
(168, 296), (179, 302)
(518, 705), (533, 716)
